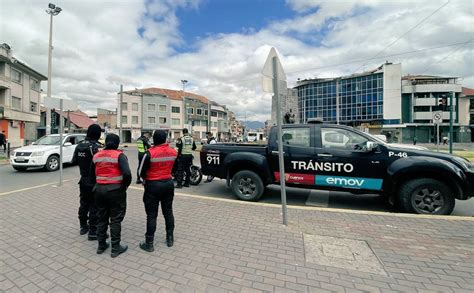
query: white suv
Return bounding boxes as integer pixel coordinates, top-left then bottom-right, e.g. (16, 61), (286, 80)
(11, 134), (86, 171)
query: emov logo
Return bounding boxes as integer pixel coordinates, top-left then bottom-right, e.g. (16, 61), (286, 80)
(315, 175), (383, 190)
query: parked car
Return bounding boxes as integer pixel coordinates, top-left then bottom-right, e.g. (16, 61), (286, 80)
(10, 134), (86, 172)
(200, 121), (474, 215)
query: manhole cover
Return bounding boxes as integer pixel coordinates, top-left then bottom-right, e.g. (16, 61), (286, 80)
(304, 234), (387, 276)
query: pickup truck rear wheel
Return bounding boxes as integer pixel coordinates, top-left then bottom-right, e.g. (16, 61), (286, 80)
(231, 170), (264, 201)
(398, 178), (455, 215)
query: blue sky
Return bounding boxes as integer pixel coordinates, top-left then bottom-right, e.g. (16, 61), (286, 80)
(175, 0), (295, 50)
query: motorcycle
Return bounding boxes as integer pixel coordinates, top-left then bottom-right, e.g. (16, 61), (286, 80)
(172, 156), (203, 186)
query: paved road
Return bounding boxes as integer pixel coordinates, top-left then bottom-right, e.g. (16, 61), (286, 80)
(1, 146), (473, 216)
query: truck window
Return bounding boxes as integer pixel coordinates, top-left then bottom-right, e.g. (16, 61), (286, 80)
(281, 128), (310, 147)
(321, 128), (367, 150)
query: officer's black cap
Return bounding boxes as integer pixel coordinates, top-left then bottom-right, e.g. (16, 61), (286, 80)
(153, 130), (167, 146)
(105, 133), (120, 150)
(86, 124), (102, 141)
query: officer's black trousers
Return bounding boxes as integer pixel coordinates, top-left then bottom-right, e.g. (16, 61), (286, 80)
(78, 183), (98, 233)
(143, 179), (174, 238)
(137, 152), (145, 181)
(176, 155), (192, 185)
(94, 185), (127, 245)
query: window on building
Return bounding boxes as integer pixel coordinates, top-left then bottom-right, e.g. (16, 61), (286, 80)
(204, 110), (208, 116)
(201, 132), (207, 139)
(11, 68), (22, 83)
(30, 102), (37, 112)
(147, 116), (156, 124)
(121, 102), (128, 111)
(159, 117), (166, 124)
(211, 111), (217, 117)
(218, 112), (224, 118)
(172, 118), (180, 125)
(159, 105), (167, 112)
(147, 104), (156, 111)
(132, 103), (138, 111)
(193, 120), (201, 126)
(196, 108), (203, 115)
(30, 79), (40, 91)
(414, 106), (431, 112)
(132, 116), (138, 124)
(172, 106), (180, 113)
(187, 108), (194, 115)
(12, 96), (21, 109)
(121, 116), (128, 124)
(213, 122), (218, 127)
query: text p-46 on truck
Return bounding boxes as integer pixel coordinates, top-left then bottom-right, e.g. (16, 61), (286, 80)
(200, 120), (474, 215)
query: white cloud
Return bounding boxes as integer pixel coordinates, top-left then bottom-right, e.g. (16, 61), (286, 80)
(1, 0), (472, 122)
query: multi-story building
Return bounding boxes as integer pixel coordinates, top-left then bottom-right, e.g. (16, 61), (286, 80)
(295, 62), (471, 143)
(210, 102), (230, 141)
(228, 111), (244, 142)
(271, 88), (299, 125)
(120, 87), (234, 142)
(97, 108), (117, 129)
(0, 43), (47, 147)
(464, 87), (474, 142)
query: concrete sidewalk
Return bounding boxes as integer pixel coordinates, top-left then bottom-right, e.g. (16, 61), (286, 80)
(0, 183), (473, 293)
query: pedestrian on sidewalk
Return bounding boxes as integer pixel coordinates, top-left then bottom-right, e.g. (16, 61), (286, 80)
(205, 132), (217, 183)
(74, 124), (103, 240)
(0, 130), (6, 153)
(92, 134), (131, 257)
(175, 128), (196, 188)
(136, 132), (151, 184)
(138, 130), (177, 252)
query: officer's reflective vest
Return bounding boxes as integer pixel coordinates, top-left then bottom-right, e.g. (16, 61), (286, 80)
(93, 149), (123, 184)
(181, 135), (194, 155)
(137, 137), (146, 153)
(146, 144), (177, 181)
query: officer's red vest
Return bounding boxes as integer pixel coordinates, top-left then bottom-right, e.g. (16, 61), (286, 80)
(93, 149), (123, 184)
(146, 144), (177, 181)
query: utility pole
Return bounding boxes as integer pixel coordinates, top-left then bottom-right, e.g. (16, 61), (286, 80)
(449, 91), (454, 154)
(119, 84), (123, 142)
(45, 3), (62, 135)
(336, 78), (340, 124)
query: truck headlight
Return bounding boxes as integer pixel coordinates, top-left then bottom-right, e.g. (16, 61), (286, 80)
(31, 151), (45, 157)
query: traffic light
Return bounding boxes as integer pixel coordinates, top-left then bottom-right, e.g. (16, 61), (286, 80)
(438, 95), (447, 111)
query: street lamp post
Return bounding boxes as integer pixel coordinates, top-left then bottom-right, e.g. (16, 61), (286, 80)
(45, 3), (62, 135)
(181, 80), (189, 134)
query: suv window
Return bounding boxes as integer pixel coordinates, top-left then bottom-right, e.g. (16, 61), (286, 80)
(321, 128), (368, 150)
(65, 136), (77, 145)
(281, 128), (310, 147)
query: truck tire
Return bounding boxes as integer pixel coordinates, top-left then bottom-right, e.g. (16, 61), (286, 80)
(231, 170), (264, 201)
(398, 178), (455, 215)
(44, 155), (60, 172)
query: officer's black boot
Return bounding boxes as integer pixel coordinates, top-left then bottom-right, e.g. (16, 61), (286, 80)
(88, 228), (98, 241)
(97, 241), (110, 254)
(166, 232), (174, 247)
(111, 243), (128, 258)
(80, 225), (89, 235)
(139, 236), (154, 252)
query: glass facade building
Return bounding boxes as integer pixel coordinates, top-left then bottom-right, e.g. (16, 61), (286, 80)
(296, 73), (384, 125)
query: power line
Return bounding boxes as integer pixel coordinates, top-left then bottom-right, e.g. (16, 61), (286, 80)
(419, 39), (473, 75)
(224, 40), (473, 85)
(353, 0), (451, 73)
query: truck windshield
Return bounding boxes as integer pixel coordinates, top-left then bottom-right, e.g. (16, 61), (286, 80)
(35, 136), (61, 145)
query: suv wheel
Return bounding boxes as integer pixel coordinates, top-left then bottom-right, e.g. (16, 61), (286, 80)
(44, 155), (60, 172)
(398, 178), (455, 215)
(231, 170), (264, 201)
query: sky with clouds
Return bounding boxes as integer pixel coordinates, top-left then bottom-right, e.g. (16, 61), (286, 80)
(1, 0), (473, 121)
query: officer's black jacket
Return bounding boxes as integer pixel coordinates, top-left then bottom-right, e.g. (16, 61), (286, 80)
(74, 139), (101, 187)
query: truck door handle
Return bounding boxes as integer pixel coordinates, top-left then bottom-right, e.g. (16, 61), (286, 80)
(271, 151), (285, 155)
(317, 153), (333, 157)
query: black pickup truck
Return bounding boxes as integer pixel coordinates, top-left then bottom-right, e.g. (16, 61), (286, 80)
(200, 121), (474, 215)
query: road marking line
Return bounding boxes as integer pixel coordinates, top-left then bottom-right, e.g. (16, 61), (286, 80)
(128, 186), (473, 221)
(0, 178), (78, 196)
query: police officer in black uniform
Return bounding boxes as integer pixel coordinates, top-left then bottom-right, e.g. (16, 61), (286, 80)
(175, 128), (196, 188)
(73, 124), (103, 240)
(138, 130), (178, 252)
(92, 134), (132, 257)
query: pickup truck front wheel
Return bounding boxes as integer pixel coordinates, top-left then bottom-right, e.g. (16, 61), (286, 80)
(398, 178), (455, 215)
(231, 170), (264, 201)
